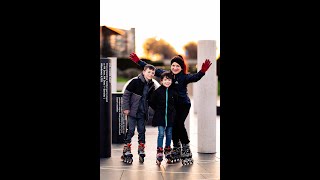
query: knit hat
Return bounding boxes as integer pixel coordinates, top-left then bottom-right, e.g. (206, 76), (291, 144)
(170, 56), (185, 70)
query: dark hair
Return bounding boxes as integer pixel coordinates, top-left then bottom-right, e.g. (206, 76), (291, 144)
(144, 64), (155, 71)
(170, 55), (188, 74)
(160, 71), (173, 80)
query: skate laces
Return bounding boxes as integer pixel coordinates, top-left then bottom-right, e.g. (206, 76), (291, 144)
(157, 147), (163, 153)
(138, 143), (145, 150)
(164, 146), (171, 151)
(139, 143), (144, 149)
(124, 143), (132, 151)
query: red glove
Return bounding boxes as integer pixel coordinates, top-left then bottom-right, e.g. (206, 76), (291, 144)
(129, 52), (140, 63)
(200, 59), (212, 73)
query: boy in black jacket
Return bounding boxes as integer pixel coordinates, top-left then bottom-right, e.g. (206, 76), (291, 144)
(121, 64), (156, 163)
(149, 71), (178, 165)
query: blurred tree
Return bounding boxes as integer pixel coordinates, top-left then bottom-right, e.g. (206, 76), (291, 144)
(183, 41), (197, 59)
(143, 37), (178, 59)
(100, 26), (115, 58)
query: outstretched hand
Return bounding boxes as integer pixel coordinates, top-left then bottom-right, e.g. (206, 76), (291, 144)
(200, 59), (212, 73)
(129, 52), (140, 63)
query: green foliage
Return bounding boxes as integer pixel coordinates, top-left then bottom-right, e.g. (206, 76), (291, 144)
(117, 76), (130, 82)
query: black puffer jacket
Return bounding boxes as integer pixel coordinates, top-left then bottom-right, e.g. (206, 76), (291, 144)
(149, 85), (178, 127)
(138, 60), (205, 104)
(122, 73), (155, 118)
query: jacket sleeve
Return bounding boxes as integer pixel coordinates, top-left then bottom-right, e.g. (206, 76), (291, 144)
(137, 60), (166, 78)
(122, 81), (134, 111)
(185, 71), (206, 83)
(149, 90), (157, 110)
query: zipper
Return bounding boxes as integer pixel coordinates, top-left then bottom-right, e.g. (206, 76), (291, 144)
(165, 88), (168, 127)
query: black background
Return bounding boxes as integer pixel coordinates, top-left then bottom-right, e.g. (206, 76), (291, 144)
(2, 0), (318, 179)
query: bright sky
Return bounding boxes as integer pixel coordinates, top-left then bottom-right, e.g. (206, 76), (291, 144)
(100, 0), (220, 58)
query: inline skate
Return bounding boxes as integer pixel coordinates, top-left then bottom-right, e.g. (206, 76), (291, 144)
(156, 147), (164, 165)
(164, 146), (173, 163)
(181, 143), (193, 165)
(121, 143), (133, 164)
(138, 143), (146, 163)
(171, 143), (181, 163)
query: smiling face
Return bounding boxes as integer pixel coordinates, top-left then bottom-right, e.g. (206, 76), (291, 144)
(171, 62), (182, 74)
(161, 76), (172, 88)
(143, 68), (155, 80)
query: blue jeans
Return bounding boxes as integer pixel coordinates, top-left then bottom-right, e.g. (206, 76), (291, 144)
(157, 126), (173, 148)
(124, 116), (146, 144)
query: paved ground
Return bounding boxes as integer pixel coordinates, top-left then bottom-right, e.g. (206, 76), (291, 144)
(100, 99), (220, 180)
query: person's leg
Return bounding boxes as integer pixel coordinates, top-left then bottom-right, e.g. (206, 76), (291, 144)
(171, 107), (183, 162)
(177, 103), (191, 145)
(164, 126), (173, 162)
(172, 109), (181, 147)
(156, 127), (165, 164)
(157, 126), (165, 148)
(124, 116), (137, 144)
(122, 116), (136, 163)
(136, 116), (146, 144)
(177, 104), (193, 164)
(165, 126), (173, 147)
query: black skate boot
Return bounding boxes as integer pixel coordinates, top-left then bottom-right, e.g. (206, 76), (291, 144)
(156, 147), (164, 165)
(138, 142), (146, 163)
(121, 143), (133, 164)
(171, 142), (181, 163)
(164, 146), (173, 164)
(181, 143), (193, 165)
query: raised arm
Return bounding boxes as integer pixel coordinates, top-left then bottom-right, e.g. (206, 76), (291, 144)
(186, 59), (212, 83)
(129, 52), (165, 77)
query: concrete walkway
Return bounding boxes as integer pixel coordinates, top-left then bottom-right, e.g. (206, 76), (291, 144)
(100, 98), (220, 180)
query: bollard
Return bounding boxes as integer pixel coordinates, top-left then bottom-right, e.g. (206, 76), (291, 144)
(100, 58), (112, 158)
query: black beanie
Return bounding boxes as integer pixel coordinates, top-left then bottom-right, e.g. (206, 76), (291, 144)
(171, 56), (185, 70)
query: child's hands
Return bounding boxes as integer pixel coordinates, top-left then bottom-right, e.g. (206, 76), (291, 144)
(200, 59), (212, 73)
(129, 52), (140, 63)
(123, 110), (130, 116)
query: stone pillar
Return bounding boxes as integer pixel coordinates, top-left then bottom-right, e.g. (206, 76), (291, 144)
(197, 40), (217, 153)
(108, 57), (117, 92)
(100, 58), (112, 158)
(185, 112), (190, 138)
(193, 81), (198, 114)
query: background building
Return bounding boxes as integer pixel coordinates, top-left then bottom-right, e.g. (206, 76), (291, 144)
(100, 26), (135, 58)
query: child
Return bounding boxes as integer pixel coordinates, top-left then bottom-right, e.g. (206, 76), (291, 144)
(149, 71), (178, 165)
(121, 64), (156, 163)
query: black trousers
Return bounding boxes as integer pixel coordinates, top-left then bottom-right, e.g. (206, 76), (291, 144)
(172, 103), (191, 146)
